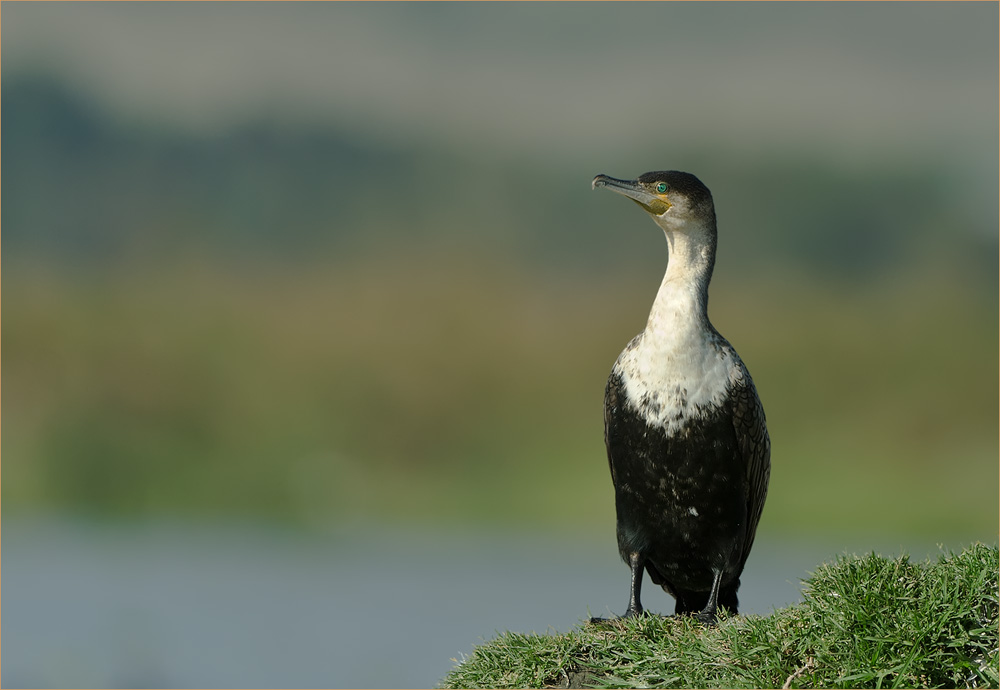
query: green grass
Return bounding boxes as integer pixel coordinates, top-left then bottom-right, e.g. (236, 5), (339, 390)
(441, 544), (999, 689)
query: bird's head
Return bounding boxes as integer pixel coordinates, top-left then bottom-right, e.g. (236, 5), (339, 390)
(592, 171), (715, 232)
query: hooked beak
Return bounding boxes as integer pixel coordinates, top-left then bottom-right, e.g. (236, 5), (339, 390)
(592, 174), (670, 215)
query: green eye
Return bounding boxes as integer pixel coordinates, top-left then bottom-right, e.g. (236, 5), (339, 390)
(656, 182), (668, 194)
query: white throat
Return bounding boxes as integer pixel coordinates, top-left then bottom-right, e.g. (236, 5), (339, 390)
(614, 222), (735, 432)
(646, 227), (713, 338)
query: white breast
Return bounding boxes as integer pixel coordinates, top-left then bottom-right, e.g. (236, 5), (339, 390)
(614, 319), (737, 435)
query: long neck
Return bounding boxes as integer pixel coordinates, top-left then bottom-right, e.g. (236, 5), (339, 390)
(645, 224), (716, 339)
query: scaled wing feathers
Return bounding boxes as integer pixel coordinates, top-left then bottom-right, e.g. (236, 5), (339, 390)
(731, 369), (771, 570)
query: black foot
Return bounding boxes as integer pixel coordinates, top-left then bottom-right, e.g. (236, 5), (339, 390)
(692, 609), (718, 626)
(588, 607), (653, 625)
(622, 605), (645, 619)
(689, 568), (725, 626)
(587, 615), (614, 625)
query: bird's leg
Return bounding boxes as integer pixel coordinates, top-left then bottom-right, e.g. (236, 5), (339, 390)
(589, 552), (646, 624)
(623, 551), (645, 618)
(693, 568), (724, 625)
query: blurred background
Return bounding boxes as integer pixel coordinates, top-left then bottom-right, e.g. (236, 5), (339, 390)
(2, 2), (997, 687)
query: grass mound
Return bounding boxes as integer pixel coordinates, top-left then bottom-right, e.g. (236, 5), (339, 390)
(441, 543), (998, 689)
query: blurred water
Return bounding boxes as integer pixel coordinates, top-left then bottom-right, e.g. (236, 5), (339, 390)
(1, 516), (977, 688)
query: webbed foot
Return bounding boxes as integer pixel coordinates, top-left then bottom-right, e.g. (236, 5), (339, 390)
(692, 609), (718, 626)
(588, 606), (652, 625)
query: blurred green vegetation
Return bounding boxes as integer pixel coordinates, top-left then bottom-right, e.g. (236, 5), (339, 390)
(4, 251), (997, 539)
(3, 73), (997, 540)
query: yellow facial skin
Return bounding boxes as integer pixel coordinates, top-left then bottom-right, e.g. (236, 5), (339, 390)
(638, 194), (672, 216)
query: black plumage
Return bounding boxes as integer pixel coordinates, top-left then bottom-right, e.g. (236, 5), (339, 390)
(593, 171), (770, 624)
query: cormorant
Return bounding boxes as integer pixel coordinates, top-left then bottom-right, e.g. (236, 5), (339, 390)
(592, 171), (770, 624)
